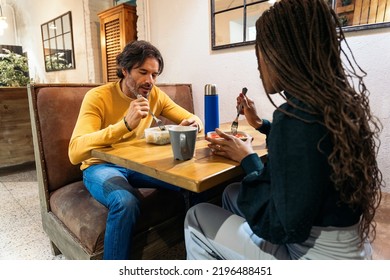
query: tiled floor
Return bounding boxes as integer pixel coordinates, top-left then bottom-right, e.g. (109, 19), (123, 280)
(0, 163), (185, 260)
(0, 163), (65, 260)
(1, 163), (389, 260)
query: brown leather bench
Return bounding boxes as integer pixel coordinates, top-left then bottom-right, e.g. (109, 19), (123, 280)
(27, 83), (194, 259)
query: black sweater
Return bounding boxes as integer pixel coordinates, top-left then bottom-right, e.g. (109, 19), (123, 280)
(237, 100), (361, 244)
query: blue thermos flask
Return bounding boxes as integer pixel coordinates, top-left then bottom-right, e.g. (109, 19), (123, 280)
(204, 84), (219, 135)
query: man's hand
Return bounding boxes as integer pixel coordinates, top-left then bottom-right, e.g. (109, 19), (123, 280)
(124, 95), (149, 131)
(180, 118), (200, 132)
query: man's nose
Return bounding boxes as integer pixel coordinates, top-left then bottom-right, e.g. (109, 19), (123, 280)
(144, 74), (154, 84)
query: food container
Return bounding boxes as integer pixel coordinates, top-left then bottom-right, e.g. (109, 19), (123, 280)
(144, 125), (178, 145)
(207, 131), (248, 141)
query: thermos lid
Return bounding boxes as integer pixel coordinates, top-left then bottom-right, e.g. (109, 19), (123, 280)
(204, 84), (217, 95)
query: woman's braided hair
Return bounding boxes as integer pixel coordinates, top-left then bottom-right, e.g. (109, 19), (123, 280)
(256, 0), (383, 243)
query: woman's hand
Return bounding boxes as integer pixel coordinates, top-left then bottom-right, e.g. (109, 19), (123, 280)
(206, 128), (255, 163)
(237, 93), (263, 130)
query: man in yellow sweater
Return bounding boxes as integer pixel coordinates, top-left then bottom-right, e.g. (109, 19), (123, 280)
(68, 40), (203, 260)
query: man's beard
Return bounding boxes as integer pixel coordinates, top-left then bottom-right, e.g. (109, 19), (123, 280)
(128, 84), (151, 99)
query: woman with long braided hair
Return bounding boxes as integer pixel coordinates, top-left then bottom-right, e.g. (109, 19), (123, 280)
(184, 0), (383, 259)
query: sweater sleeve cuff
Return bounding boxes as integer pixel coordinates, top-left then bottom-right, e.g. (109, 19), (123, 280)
(257, 119), (271, 135)
(241, 153), (264, 174)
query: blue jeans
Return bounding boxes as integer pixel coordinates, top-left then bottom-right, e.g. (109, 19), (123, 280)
(83, 163), (181, 260)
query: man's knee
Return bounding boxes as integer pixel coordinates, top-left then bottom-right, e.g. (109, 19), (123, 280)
(107, 189), (140, 215)
(103, 176), (140, 198)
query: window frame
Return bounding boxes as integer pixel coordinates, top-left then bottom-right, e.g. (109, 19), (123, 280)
(211, 0), (270, 50)
(211, 0), (390, 51)
(41, 11), (76, 72)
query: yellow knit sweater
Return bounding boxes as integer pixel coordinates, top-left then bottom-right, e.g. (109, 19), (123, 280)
(69, 81), (203, 170)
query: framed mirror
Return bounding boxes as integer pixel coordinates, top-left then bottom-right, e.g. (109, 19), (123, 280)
(211, 0), (275, 50)
(41, 11), (75, 72)
(211, 0), (390, 50)
(330, 0), (390, 32)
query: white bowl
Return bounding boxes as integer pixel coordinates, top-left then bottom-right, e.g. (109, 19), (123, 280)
(207, 130), (248, 141)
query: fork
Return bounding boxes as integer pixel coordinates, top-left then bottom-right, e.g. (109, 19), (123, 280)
(137, 94), (166, 131)
(149, 110), (166, 131)
(231, 87), (248, 135)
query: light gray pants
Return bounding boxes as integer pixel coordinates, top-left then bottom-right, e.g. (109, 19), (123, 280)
(184, 183), (372, 260)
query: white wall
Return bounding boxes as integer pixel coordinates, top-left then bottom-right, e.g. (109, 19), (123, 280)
(1, 0), (111, 83)
(0, 2), (17, 44)
(145, 0), (390, 191)
(346, 29), (390, 193)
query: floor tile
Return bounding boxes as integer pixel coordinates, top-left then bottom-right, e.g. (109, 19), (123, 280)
(0, 178), (52, 260)
(0, 163), (37, 182)
(1, 222), (45, 249)
(0, 235), (53, 260)
(3, 167), (387, 261)
(4, 182), (40, 208)
(0, 183), (14, 205)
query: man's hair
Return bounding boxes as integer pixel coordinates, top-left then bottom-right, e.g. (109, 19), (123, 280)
(116, 40), (164, 78)
(256, 0), (383, 244)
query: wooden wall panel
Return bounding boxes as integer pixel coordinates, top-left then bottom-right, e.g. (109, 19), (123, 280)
(0, 87), (34, 168)
(98, 4), (137, 83)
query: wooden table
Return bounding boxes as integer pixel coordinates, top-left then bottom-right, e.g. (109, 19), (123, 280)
(91, 121), (267, 193)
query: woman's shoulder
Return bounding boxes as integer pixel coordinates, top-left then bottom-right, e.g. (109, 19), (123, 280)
(273, 97), (322, 124)
(271, 100), (327, 141)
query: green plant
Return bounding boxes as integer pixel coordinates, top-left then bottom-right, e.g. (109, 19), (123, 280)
(342, 0), (352, 6)
(0, 48), (30, 87)
(45, 51), (73, 71)
(339, 15), (349, 26)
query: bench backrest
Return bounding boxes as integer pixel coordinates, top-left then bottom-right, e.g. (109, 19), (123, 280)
(28, 83), (194, 194)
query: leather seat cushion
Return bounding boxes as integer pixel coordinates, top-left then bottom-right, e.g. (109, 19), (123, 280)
(50, 181), (185, 254)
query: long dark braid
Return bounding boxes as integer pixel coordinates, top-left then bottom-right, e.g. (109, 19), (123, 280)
(256, 0), (383, 243)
